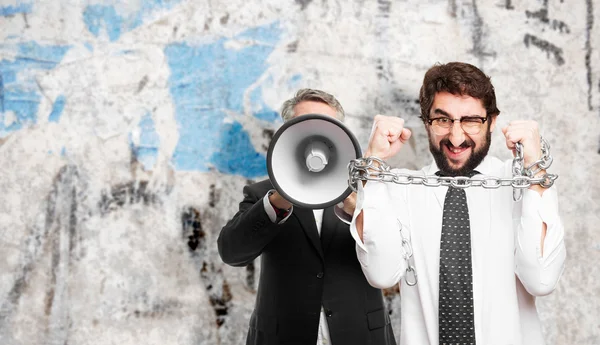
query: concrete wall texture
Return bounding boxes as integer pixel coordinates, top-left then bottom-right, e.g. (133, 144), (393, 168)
(0, 0), (599, 344)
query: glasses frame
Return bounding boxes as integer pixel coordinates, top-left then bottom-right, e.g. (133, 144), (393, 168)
(426, 116), (489, 135)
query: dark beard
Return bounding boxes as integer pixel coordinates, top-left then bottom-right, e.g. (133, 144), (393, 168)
(429, 129), (491, 177)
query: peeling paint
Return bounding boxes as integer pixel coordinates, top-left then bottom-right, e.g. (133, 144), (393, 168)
(164, 22), (282, 177)
(0, 3), (32, 17)
(0, 41), (70, 136)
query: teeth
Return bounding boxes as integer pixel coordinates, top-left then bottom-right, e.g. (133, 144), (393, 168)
(445, 144), (467, 154)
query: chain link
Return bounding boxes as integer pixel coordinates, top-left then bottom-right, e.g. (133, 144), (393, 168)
(348, 137), (558, 201)
(398, 220), (417, 286)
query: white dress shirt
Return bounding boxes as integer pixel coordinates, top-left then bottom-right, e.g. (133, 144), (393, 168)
(263, 192), (332, 345)
(350, 156), (566, 345)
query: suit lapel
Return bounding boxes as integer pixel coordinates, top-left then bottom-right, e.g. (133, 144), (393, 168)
(292, 208), (325, 261)
(320, 207), (340, 255)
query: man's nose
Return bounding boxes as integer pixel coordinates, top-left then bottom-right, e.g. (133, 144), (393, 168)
(448, 121), (465, 147)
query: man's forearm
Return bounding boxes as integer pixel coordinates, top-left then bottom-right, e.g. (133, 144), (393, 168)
(356, 210), (364, 242)
(527, 169), (549, 255)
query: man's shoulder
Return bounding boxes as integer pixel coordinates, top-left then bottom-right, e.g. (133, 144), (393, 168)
(486, 155), (506, 166)
(246, 179), (274, 194)
(482, 155), (512, 176)
(390, 165), (431, 175)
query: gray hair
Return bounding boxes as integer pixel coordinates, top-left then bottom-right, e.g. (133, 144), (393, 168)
(280, 88), (345, 122)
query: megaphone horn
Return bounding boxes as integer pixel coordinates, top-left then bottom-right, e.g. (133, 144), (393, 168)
(267, 114), (362, 209)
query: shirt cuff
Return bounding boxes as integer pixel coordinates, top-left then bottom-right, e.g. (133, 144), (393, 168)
(350, 181), (390, 253)
(263, 190), (293, 224)
(350, 182), (368, 253)
(518, 185), (563, 261)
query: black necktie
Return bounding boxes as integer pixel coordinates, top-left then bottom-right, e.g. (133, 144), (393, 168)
(436, 171), (478, 345)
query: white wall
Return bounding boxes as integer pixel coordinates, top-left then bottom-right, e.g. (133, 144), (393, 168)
(0, 0), (598, 344)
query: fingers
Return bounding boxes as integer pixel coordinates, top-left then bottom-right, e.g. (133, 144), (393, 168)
(367, 115), (409, 160)
(502, 126), (516, 150)
(372, 115), (405, 138)
(503, 120), (539, 138)
(503, 121), (539, 145)
(502, 120), (541, 164)
(400, 127), (412, 143)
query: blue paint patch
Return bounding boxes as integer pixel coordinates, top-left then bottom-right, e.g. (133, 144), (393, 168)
(249, 85), (279, 122)
(290, 74), (302, 85)
(0, 89), (39, 134)
(130, 113), (160, 170)
(83, 1), (183, 42)
(210, 122), (267, 177)
(0, 3), (32, 16)
(84, 42), (93, 51)
(0, 41), (70, 137)
(0, 74), (4, 112)
(237, 24), (283, 44)
(2, 69), (16, 83)
(165, 21), (282, 177)
(48, 95), (66, 123)
(82, 5), (123, 42)
(16, 41), (70, 68)
(253, 109), (280, 122)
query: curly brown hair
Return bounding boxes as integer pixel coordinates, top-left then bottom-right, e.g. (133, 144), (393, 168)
(419, 62), (500, 122)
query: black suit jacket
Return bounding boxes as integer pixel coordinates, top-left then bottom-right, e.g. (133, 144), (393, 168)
(218, 179), (396, 345)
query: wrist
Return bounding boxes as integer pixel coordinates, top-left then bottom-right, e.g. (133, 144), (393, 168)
(363, 153), (383, 168)
(528, 169), (549, 195)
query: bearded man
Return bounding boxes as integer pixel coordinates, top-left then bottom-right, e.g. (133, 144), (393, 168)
(348, 62), (566, 345)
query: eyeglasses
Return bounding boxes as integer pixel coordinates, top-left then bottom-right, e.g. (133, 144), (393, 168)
(426, 116), (489, 135)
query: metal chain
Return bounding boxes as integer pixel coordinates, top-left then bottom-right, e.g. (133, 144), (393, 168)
(398, 220), (417, 286)
(353, 137), (557, 286)
(348, 137), (558, 202)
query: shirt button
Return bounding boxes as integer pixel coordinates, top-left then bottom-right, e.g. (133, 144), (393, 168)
(316, 272), (324, 279)
(325, 309), (333, 317)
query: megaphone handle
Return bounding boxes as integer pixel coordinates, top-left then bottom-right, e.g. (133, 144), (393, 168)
(333, 204), (352, 225)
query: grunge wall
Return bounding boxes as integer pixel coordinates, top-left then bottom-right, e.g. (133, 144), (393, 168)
(1, 1), (599, 344)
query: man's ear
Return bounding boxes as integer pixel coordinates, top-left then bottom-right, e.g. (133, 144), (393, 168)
(489, 115), (498, 132)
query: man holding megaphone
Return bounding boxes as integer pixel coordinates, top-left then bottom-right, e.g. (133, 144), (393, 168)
(218, 89), (396, 345)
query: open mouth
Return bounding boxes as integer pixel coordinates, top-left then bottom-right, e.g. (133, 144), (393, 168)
(443, 143), (471, 161)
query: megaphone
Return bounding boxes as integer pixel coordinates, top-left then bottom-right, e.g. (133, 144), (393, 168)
(267, 114), (362, 209)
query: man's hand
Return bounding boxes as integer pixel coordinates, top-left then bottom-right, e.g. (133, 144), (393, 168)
(365, 115), (412, 160)
(502, 120), (548, 199)
(501, 120), (542, 167)
(341, 192), (357, 216)
(333, 193), (357, 226)
(269, 191), (292, 210)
